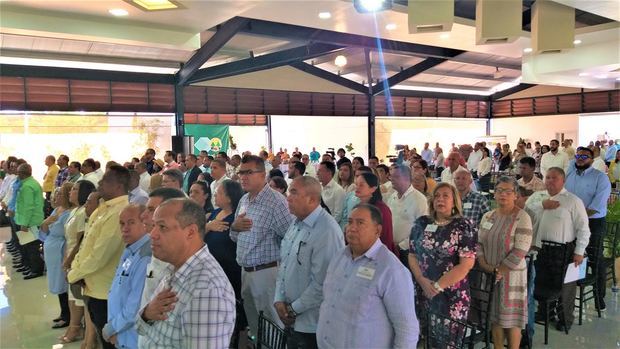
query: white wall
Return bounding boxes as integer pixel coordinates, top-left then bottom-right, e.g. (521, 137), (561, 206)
(270, 115), (368, 159)
(578, 112), (620, 147)
(491, 114), (579, 147)
(229, 126), (269, 154)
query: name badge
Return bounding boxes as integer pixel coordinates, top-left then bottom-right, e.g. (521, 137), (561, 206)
(426, 224), (438, 232)
(356, 266), (375, 280)
(463, 202), (473, 209)
(482, 221), (493, 230)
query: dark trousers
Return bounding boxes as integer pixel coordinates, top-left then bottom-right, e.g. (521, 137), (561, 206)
(87, 297), (115, 349)
(44, 192), (53, 218)
(58, 292), (70, 322)
(589, 217), (608, 306)
(23, 240), (44, 274)
(560, 282), (577, 325)
(286, 330), (318, 349)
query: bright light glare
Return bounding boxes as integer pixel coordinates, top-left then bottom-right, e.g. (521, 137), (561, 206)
(318, 12), (331, 19)
(0, 56), (178, 74)
(392, 78), (522, 96)
(334, 55), (348, 67)
(439, 33), (450, 39)
(108, 8), (129, 16)
(359, 0), (386, 12)
(573, 39), (582, 45)
(385, 23), (397, 30)
(523, 48), (533, 53)
(578, 72), (589, 77)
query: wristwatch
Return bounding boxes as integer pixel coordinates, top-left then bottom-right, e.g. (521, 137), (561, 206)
(432, 281), (444, 293)
(286, 303), (298, 318)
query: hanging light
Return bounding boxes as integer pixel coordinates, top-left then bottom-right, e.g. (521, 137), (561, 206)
(334, 55), (348, 67)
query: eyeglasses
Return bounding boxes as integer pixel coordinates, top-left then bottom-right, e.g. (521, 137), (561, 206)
(575, 154), (591, 160)
(495, 188), (514, 194)
(238, 169), (265, 176)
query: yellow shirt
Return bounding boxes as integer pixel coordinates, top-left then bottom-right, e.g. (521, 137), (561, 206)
(64, 206), (86, 258)
(43, 164), (59, 193)
(68, 195), (128, 299)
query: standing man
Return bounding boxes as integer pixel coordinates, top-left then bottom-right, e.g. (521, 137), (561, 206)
(525, 167), (590, 331)
(230, 155), (293, 335)
(517, 157), (546, 192)
(453, 169), (490, 228)
(287, 161), (306, 182)
(316, 161), (345, 223)
(103, 204), (151, 349)
(441, 152), (467, 185)
(274, 177), (344, 349)
(309, 147), (321, 163)
(467, 143), (483, 179)
(135, 162), (151, 193)
(209, 159), (230, 209)
(564, 147), (611, 311)
(143, 148), (156, 175)
(604, 140), (618, 167)
(128, 171), (149, 205)
(540, 139), (569, 177)
(387, 165), (428, 263)
(67, 161), (82, 184)
(68, 165), (130, 348)
(137, 199), (236, 348)
(14, 163), (45, 279)
(182, 154), (201, 194)
(42, 155), (59, 216)
(336, 148), (350, 168)
(421, 142), (433, 165)
(162, 150), (180, 171)
(317, 204), (419, 348)
(54, 154), (70, 188)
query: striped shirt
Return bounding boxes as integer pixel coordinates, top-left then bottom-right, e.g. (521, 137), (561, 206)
(136, 244), (236, 349)
(230, 184), (293, 267)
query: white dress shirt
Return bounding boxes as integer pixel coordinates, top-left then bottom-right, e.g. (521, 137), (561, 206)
(477, 157), (492, 177)
(304, 163), (317, 178)
(592, 158), (607, 173)
(82, 172), (99, 188)
(540, 151), (569, 177)
(321, 179), (346, 223)
(467, 150), (482, 172)
(139, 172), (151, 193)
(386, 186), (429, 249)
(380, 181), (395, 199)
(524, 189), (591, 255)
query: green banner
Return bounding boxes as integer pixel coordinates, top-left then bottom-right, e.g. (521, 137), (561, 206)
(184, 124), (229, 156)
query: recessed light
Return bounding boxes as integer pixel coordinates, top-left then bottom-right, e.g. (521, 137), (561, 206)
(318, 12), (331, 19)
(523, 48), (533, 53)
(129, 0), (178, 11)
(573, 39), (582, 45)
(578, 72), (589, 77)
(334, 55), (347, 67)
(385, 23), (397, 30)
(439, 33), (450, 39)
(109, 8), (129, 16)
(616, 77), (620, 81)
(595, 74), (608, 79)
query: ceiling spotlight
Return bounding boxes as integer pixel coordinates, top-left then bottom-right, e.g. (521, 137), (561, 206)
(334, 55), (348, 67)
(493, 67), (503, 79)
(578, 72), (589, 77)
(439, 33), (450, 39)
(573, 39), (582, 45)
(318, 12), (331, 19)
(385, 23), (397, 30)
(523, 48), (533, 53)
(595, 74), (608, 79)
(353, 0), (393, 13)
(109, 8), (129, 16)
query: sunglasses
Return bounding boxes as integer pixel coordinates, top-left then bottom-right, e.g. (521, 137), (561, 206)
(575, 154), (591, 160)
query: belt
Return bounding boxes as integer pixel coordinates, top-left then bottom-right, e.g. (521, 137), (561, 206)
(244, 261), (278, 272)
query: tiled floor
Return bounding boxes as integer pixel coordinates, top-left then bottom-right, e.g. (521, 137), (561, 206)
(0, 241), (618, 349)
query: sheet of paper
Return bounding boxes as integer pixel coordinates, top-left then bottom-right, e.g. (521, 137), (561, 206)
(564, 257), (588, 284)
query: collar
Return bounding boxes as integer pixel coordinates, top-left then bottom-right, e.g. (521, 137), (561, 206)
(548, 188), (567, 199)
(297, 205), (322, 228)
(127, 234), (150, 253)
(174, 244), (209, 282)
(323, 179), (337, 189)
(250, 183), (270, 202)
(575, 166), (594, 176)
(345, 238), (383, 261)
(398, 185), (414, 199)
(101, 195), (129, 208)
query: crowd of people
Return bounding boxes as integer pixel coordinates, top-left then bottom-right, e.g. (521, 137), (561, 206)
(0, 135), (618, 349)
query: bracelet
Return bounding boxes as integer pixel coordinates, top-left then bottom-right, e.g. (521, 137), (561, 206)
(432, 281), (444, 293)
(286, 303), (297, 318)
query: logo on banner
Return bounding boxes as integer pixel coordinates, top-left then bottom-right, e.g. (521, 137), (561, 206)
(194, 137), (223, 153)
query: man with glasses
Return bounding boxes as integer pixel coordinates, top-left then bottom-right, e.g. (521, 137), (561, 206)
(231, 155), (294, 336)
(274, 176), (343, 349)
(565, 146), (612, 311)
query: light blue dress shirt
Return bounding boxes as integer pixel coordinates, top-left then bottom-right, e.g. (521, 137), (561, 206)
(421, 148), (434, 164)
(274, 206), (344, 333)
(565, 166), (612, 219)
(317, 239), (419, 349)
(104, 234), (151, 349)
(338, 192), (360, 231)
(605, 144), (618, 162)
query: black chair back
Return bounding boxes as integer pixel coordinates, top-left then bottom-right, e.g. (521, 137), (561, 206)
(426, 311), (475, 349)
(535, 240), (572, 292)
(257, 311), (287, 349)
(467, 267), (495, 348)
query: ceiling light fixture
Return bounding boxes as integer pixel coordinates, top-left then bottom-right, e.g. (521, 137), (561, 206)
(109, 8), (129, 16)
(125, 0), (179, 11)
(578, 72), (589, 77)
(595, 74), (608, 79)
(523, 48), (533, 53)
(385, 23), (397, 30)
(318, 12), (332, 19)
(334, 55), (348, 67)
(439, 33), (450, 39)
(493, 67), (504, 79)
(353, 0), (393, 13)
(573, 39), (582, 45)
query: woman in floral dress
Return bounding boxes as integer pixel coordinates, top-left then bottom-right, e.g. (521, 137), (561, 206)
(409, 182), (477, 326)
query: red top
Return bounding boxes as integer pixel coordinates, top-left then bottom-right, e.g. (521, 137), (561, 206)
(374, 200), (398, 256)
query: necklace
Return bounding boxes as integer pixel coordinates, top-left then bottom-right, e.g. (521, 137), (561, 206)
(435, 218), (451, 226)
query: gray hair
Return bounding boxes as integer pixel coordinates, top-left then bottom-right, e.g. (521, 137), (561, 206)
(547, 167), (566, 180)
(494, 176), (519, 192)
(293, 176), (322, 201)
(160, 198), (206, 237)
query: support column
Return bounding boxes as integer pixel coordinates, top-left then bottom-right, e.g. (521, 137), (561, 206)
(174, 84), (185, 137)
(364, 48), (376, 158)
(267, 114), (273, 152)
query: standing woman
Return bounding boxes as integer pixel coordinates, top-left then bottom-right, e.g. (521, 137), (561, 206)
(337, 162), (355, 193)
(408, 183), (476, 326)
(354, 172), (397, 254)
(41, 182), (75, 329)
(204, 180), (248, 348)
(60, 180), (96, 343)
(477, 177), (532, 349)
(477, 147), (492, 192)
(434, 147), (445, 178)
(499, 144), (512, 171)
